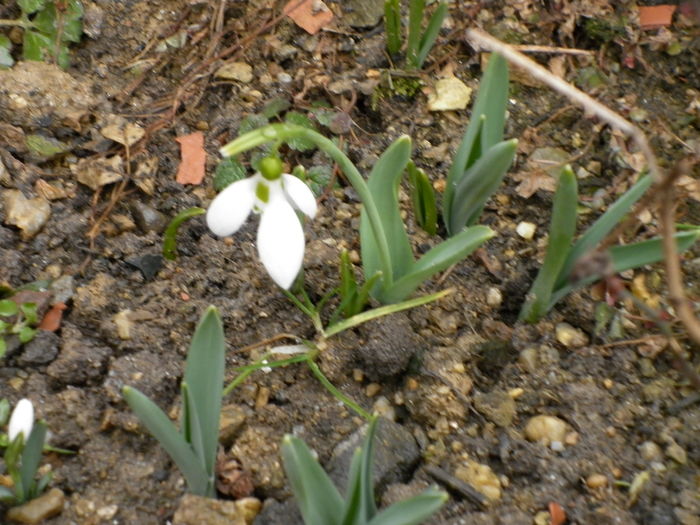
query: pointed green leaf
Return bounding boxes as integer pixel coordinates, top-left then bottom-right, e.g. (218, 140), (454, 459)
(407, 162), (437, 235)
(122, 386), (208, 495)
(384, 0), (401, 56)
(19, 421), (46, 503)
(519, 166), (578, 323)
(555, 174), (653, 290)
(406, 0), (425, 68)
(416, 2), (447, 68)
(368, 487), (447, 525)
(449, 139), (517, 233)
(281, 434), (344, 525)
(444, 53), (508, 225)
(181, 383), (208, 487)
(183, 306), (225, 486)
(382, 226), (494, 303)
(549, 230), (700, 309)
(360, 136), (414, 288)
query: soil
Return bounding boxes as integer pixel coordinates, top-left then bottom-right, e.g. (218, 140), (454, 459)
(1, 1), (700, 524)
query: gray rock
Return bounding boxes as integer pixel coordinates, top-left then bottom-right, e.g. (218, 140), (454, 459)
(103, 349), (180, 405)
(46, 324), (111, 386)
(130, 201), (167, 233)
(253, 499), (303, 525)
(17, 330), (60, 366)
(327, 418), (420, 494)
(341, 0), (384, 27)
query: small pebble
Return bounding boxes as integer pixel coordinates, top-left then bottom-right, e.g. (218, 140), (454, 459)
(516, 221), (536, 240)
(639, 441), (663, 462)
(524, 415), (569, 446)
(555, 322), (588, 348)
(215, 62), (254, 83)
(486, 287), (503, 307)
(586, 474), (608, 489)
(372, 396), (395, 421)
(454, 460), (501, 502)
(666, 442), (687, 464)
(352, 368), (364, 382)
(6, 488), (65, 524)
(366, 383), (381, 397)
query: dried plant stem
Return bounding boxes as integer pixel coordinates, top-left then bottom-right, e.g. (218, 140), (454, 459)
(658, 159), (700, 348)
(465, 28), (661, 182)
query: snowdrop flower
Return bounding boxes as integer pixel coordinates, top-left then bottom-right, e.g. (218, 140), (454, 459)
(8, 398), (34, 442)
(207, 156), (317, 289)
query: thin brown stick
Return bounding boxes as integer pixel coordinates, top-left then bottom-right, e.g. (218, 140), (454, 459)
(512, 44), (594, 56)
(658, 159), (700, 347)
(465, 28), (661, 182)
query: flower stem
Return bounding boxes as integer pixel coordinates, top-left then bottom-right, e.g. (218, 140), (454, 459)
(0, 19), (31, 27)
(306, 358), (372, 420)
(220, 124), (394, 287)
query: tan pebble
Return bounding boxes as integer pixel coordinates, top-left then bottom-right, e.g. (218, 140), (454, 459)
(349, 250), (360, 263)
(605, 426), (617, 437)
(366, 383), (381, 397)
(6, 488), (65, 523)
(603, 378), (614, 389)
(352, 368), (364, 382)
(255, 387), (270, 409)
(433, 178), (446, 192)
(533, 511), (550, 525)
(508, 388), (524, 399)
(486, 287), (503, 307)
(406, 378), (419, 390)
(555, 322), (589, 348)
(516, 221), (536, 240)
(234, 497), (262, 524)
(195, 120), (209, 131)
(451, 441), (464, 452)
(9, 377), (24, 390)
(666, 442), (687, 464)
(518, 348), (538, 373)
(564, 431), (579, 446)
(524, 415), (568, 445)
(454, 460), (501, 503)
(611, 467), (623, 479)
(639, 441), (663, 462)
(453, 362), (466, 373)
(586, 474), (608, 489)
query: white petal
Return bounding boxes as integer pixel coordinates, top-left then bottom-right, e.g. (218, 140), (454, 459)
(8, 398), (34, 442)
(257, 196), (305, 289)
(282, 174), (317, 218)
(206, 177), (256, 237)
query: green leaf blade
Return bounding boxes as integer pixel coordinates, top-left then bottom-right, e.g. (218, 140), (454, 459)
(383, 225), (494, 303)
(519, 166), (578, 323)
(367, 487), (447, 525)
(19, 421), (47, 503)
(448, 138), (517, 233)
(281, 435), (344, 525)
(122, 386), (208, 495)
(360, 136), (414, 290)
(416, 2), (447, 68)
(183, 306), (225, 487)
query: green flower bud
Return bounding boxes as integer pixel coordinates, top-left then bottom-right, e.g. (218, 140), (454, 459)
(255, 181), (270, 203)
(259, 156), (283, 181)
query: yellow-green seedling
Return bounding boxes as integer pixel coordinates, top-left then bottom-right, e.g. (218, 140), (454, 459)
(519, 167), (700, 323)
(0, 298), (38, 359)
(123, 306), (225, 497)
(282, 416), (447, 525)
(0, 0), (84, 69)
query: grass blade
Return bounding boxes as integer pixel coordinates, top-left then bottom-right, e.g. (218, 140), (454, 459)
(555, 174), (652, 290)
(449, 138), (517, 233)
(19, 421), (46, 502)
(383, 226), (494, 303)
(183, 306), (225, 486)
(122, 386), (208, 495)
(416, 1), (447, 68)
(281, 434), (344, 525)
(519, 166), (578, 323)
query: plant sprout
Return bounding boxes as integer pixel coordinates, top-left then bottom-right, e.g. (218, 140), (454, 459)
(384, 0), (448, 70)
(282, 416), (447, 525)
(519, 166), (700, 323)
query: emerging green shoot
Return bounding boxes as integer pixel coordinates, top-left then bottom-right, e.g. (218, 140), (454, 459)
(281, 417), (447, 525)
(385, 0), (448, 70)
(122, 306), (225, 497)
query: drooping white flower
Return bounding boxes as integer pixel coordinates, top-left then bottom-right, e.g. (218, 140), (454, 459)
(206, 156), (317, 289)
(8, 398), (34, 442)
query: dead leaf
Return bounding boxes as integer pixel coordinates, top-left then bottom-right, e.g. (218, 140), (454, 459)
(639, 5), (677, 30)
(677, 175), (700, 202)
(175, 132), (206, 185)
(284, 0), (333, 35)
(71, 156), (123, 190)
(39, 302), (67, 332)
(101, 121), (145, 146)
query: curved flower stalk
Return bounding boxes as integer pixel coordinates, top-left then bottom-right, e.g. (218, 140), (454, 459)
(206, 156), (317, 289)
(219, 124), (494, 304)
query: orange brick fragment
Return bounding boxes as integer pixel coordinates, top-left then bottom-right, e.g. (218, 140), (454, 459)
(175, 132), (206, 185)
(639, 4), (677, 29)
(284, 0), (333, 35)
